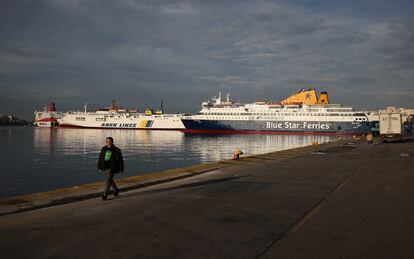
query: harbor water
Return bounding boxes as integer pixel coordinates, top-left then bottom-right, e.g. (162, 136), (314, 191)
(1, 126), (338, 197)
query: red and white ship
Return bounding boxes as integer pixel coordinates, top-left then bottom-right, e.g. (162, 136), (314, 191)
(34, 103), (64, 127)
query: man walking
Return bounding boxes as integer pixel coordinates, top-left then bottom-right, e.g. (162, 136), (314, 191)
(97, 137), (124, 200)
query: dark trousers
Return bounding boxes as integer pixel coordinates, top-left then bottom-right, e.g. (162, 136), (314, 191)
(104, 170), (119, 196)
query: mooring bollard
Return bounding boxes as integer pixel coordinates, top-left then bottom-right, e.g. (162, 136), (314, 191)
(366, 132), (373, 144)
(233, 149), (243, 160)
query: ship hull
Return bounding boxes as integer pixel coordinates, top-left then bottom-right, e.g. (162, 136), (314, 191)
(59, 114), (185, 130)
(181, 119), (370, 135)
(59, 124), (182, 130)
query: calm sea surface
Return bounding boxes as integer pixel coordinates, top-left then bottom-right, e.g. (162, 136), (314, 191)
(0, 126), (338, 197)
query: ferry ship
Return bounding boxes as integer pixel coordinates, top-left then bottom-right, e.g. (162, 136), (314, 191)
(58, 100), (184, 130)
(34, 102), (64, 127)
(181, 89), (370, 135)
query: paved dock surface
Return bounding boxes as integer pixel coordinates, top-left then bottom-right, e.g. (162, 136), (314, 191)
(1, 139), (413, 258)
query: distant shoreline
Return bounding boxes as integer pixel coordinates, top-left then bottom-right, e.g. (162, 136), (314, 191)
(0, 124), (33, 127)
(0, 115), (31, 126)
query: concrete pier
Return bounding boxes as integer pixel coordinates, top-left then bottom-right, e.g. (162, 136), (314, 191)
(1, 138), (413, 258)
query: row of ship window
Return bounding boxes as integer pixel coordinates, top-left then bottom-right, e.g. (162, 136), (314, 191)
(203, 113), (354, 116)
(355, 117), (367, 121)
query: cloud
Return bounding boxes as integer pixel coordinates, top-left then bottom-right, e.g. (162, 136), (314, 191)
(0, 0), (413, 119)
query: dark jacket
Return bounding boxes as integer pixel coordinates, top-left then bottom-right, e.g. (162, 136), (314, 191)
(97, 145), (124, 174)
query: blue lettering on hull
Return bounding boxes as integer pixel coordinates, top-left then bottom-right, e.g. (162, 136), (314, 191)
(182, 120), (370, 134)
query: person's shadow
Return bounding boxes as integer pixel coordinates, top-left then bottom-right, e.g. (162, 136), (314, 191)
(116, 175), (250, 200)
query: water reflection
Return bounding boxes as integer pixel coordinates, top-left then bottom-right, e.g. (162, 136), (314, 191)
(184, 134), (335, 162)
(34, 128), (186, 159)
(2, 127), (338, 197)
(33, 128), (57, 154)
(33, 128), (335, 163)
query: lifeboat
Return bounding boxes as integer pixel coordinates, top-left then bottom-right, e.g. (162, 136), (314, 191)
(254, 100), (267, 105)
(268, 102), (282, 108)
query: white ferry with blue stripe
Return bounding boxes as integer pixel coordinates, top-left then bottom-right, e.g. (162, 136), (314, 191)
(58, 100), (184, 130)
(181, 89), (370, 135)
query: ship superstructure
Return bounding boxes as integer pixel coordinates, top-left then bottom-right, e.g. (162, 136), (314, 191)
(181, 89), (370, 135)
(58, 100), (184, 130)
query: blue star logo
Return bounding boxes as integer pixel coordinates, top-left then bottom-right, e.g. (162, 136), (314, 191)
(305, 93), (311, 99)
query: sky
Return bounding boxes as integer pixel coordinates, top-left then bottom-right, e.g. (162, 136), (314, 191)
(1, 0), (413, 120)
